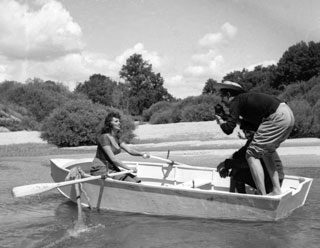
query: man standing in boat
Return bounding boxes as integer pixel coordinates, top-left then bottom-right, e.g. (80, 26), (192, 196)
(213, 81), (294, 195)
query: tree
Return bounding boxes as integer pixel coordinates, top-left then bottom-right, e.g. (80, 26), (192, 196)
(111, 82), (130, 113)
(75, 74), (117, 107)
(275, 41), (320, 88)
(0, 80), (21, 100)
(223, 69), (248, 88)
(223, 65), (279, 95)
(202, 78), (219, 94)
(119, 54), (173, 115)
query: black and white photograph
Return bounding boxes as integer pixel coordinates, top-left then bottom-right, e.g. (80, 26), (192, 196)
(0, 0), (319, 247)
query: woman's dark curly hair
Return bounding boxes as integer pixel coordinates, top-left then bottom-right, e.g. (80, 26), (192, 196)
(101, 111), (121, 134)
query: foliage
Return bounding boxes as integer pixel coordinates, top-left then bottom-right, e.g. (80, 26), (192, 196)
(0, 100), (39, 131)
(279, 76), (320, 138)
(4, 78), (72, 122)
(275, 41), (320, 88)
(75, 74), (118, 107)
(178, 95), (218, 122)
(223, 65), (279, 94)
(0, 80), (20, 99)
(288, 100), (314, 138)
(0, 118), (21, 131)
(142, 101), (173, 122)
(220, 41), (320, 94)
(180, 104), (215, 122)
(145, 94), (219, 124)
(111, 82), (130, 113)
(202, 78), (219, 94)
(279, 77), (320, 105)
(41, 99), (135, 147)
(150, 109), (174, 124)
(119, 54), (174, 115)
(310, 100), (320, 137)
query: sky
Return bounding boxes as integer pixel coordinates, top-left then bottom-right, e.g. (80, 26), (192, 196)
(0, 0), (320, 99)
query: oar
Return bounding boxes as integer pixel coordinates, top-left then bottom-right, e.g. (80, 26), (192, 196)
(149, 155), (192, 168)
(12, 170), (133, 198)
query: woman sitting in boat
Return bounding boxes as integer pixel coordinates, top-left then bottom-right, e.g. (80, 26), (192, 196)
(90, 111), (149, 182)
(217, 121), (284, 194)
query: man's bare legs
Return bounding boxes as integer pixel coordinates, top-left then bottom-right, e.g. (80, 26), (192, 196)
(246, 156), (266, 195)
(262, 152), (282, 195)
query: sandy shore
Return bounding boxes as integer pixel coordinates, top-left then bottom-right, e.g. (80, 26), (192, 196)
(0, 131), (47, 145)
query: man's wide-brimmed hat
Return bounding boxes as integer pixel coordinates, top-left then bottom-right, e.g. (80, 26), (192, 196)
(213, 81), (246, 93)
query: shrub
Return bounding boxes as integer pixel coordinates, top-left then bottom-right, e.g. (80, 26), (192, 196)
(288, 100), (314, 138)
(142, 101), (173, 121)
(180, 104), (216, 122)
(149, 109), (174, 124)
(310, 100), (320, 137)
(304, 80), (320, 106)
(145, 95), (220, 124)
(5, 80), (72, 122)
(279, 76), (320, 105)
(0, 118), (21, 131)
(41, 99), (135, 147)
(20, 116), (41, 131)
(178, 95), (219, 122)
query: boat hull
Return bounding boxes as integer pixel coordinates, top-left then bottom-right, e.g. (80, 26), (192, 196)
(50, 158), (312, 221)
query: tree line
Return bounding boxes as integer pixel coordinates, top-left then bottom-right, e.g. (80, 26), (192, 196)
(0, 41), (319, 146)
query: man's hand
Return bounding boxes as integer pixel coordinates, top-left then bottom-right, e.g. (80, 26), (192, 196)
(214, 104), (228, 123)
(215, 115), (224, 125)
(214, 104), (225, 116)
(217, 162), (229, 178)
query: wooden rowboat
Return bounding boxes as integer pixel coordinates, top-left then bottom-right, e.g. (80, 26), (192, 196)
(50, 158), (312, 221)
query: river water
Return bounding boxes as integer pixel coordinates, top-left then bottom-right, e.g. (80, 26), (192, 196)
(0, 154), (319, 248)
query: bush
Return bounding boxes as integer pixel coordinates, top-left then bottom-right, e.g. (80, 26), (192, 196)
(144, 94), (220, 124)
(20, 116), (41, 131)
(0, 118), (21, 131)
(180, 104), (216, 122)
(288, 100), (314, 138)
(279, 76), (320, 104)
(150, 109), (174, 124)
(310, 100), (320, 137)
(41, 99), (135, 147)
(142, 101), (173, 121)
(304, 80), (320, 106)
(5, 80), (72, 122)
(178, 95), (219, 122)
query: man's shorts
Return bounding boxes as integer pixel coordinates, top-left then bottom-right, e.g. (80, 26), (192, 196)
(246, 103), (295, 158)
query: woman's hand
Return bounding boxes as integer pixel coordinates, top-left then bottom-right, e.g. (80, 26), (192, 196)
(142, 153), (150, 159)
(129, 166), (138, 173)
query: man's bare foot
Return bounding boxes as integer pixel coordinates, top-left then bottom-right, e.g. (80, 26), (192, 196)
(268, 190), (282, 196)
